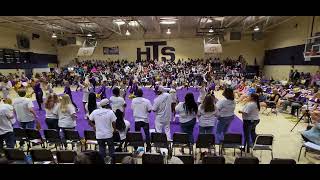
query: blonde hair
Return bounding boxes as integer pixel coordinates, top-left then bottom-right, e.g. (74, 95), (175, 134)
(4, 98), (12, 105)
(60, 94), (72, 113)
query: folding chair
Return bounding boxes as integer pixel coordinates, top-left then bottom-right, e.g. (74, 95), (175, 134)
(202, 155), (225, 164)
(142, 153), (164, 164)
(113, 131), (122, 149)
(13, 128), (27, 148)
(220, 133), (243, 156)
(114, 152), (133, 164)
(172, 133), (192, 155)
(176, 154), (194, 164)
(252, 134), (274, 160)
(44, 129), (62, 150)
(298, 141), (320, 161)
(196, 134), (216, 155)
(234, 157), (259, 164)
(56, 150), (77, 164)
(63, 130), (82, 151)
(4, 148), (26, 164)
(151, 132), (171, 153)
(125, 132), (145, 152)
(25, 129), (45, 153)
(30, 149), (55, 164)
(270, 158), (296, 164)
(84, 130), (97, 150)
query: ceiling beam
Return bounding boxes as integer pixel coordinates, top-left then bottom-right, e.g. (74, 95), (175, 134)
(178, 16), (182, 34)
(132, 16), (146, 34)
(55, 16), (94, 33)
(0, 17), (53, 34)
(85, 16), (122, 36)
(151, 16), (161, 33)
(264, 16), (297, 31)
(244, 16), (268, 31)
(225, 16), (240, 27)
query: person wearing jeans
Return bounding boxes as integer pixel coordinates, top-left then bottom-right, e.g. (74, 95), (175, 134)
(175, 93), (198, 145)
(0, 101), (16, 151)
(198, 94), (218, 134)
(135, 121), (151, 151)
(97, 138), (115, 162)
(239, 93), (261, 153)
(216, 88), (236, 143)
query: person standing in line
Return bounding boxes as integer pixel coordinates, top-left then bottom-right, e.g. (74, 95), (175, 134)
(30, 78), (44, 110)
(57, 94), (77, 149)
(114, 109), (130, 151)
(0, 98), (16, 151)
(198, 94), (218, 134)
(216, 88), (236, 143)
(238, 93), (260, 153)
(175, 93), (198, 145)
(110, 87), (126, 113)
(153, 86), (172, 140)
(44, 93), (59, 130)
(131, 88), (152, 152)
(89, 99), (116, 163)
(63, 81), (78, 111)
(78, 81), (90, 118)
(85, 92), (101, 120)
(13, 89), (39, 147)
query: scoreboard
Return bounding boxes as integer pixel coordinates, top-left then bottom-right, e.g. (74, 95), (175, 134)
(0, 48), (27, 64)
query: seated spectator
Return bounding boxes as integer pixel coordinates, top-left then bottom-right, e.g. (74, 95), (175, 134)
(74, 151), (106, 164)
(121, 156), (136, 164)
(301, 111), (320, 145)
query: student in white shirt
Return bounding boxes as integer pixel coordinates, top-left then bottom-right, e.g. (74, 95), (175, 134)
(131, 88), (152, 152)
(0, 98), (16, 150)
(44, 93), (59, 130)
(198, 94), (218, 134)
(79, 82), (90, 119)
(153, 86), (172, 140)
(85, 92), (101, 120)
(110, 87), (126, 112)
(89, 98), (116, 163)
(239, 93), (260, 153)
(114, 109), (130, 151)
(216, 88), (236, 143)
(175, 93), (198, 144)
(197, 82), (207, 104)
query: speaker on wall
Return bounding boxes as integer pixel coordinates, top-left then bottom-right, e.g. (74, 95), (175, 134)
(230, 32), (241, 40)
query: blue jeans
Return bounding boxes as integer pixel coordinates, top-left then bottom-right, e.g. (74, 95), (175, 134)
(199, 126), (214, 134)
(19, 121), (35, 147)
(243, 120), (260, 153)
(45, 118), (59, 131)
(180, 118), (196, 144)
(0, 132), (16, 151)
(216, 116), (234, 143)
(97, 138), (115, 163)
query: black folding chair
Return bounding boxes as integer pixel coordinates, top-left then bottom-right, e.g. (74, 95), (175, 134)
(172, 133), (192, 155)
(13, 128), (27, 148)
(114, 152), (133, 164)
(196, 134), (216, 155)
(202, 155), (226, 164)
(44, 129), (62, 150)
(56, 150), (77, 164)
(25, 129), (45, 153)
(63, 130), (82, 151)
(220, 133), (243, 156)
(4, 148), (26, 164)
(270, 158), (296, 164)
(113, 131), (122, 149)
(125, 132), (145, 152)
(84, 130), (97, 150)
(142, 153), (164, 164)
(234, 157), (259, 164)
(151, 132), (171, 153)
(252, 134), (274, 160)
(176, 154), (194, 164)
(30, 149), (55, 164)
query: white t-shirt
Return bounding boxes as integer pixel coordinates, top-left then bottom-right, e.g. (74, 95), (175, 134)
(153, 92), (172, 123)
(45, 104), (59, 119)
(242, 102), (260, 120)
(0, 104), (15, 135)
(89, 108), (117, 139)
(216, 98), (235, 117)
(110, 96), (126, 112)
(57, 104), (76, 128)
(119, 120), (130, 140)
(198, 104), (218, 127)
(175, 102), (197, 123)
(82, 87), (89, 103)
(13, 97), (35, 122)
(131, 97), (152, 123)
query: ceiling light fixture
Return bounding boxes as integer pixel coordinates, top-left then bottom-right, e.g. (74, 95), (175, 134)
(214, 16), (225, 21)
(129, 20), (139, 26)
(160, 20), (176, 25)
(209, 27), (214, 33)
(166, 27), (171, 35)
(87, 33), (92, 37)
(125, 29), (130, 36)
(51, 32), (57, 38)
(254, 26), (260, 31)
(113, 19), (126, 26)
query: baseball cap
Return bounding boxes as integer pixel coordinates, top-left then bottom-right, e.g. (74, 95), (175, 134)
(99, 98), (110, 106)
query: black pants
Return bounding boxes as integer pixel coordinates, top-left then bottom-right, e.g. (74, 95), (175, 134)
(135, 121), (151, 152)
(45, 118), (59, 131)
(0, 132), (16, 152)
(69, 95), (78, 109)
(243, 120), (260, 153)
(36, 91), (43, 110)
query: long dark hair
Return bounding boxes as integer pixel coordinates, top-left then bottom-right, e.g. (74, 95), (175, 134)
(115, 109), (126, 131)
(222, 88), (234, 100)
(250, 93), (260, 111)
(184, 93), (198, 114)
(88, 92), (97, 115)
(202, 94), (215, 112)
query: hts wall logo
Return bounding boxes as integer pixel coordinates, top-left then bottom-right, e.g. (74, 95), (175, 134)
(137, 41), (175, 61)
